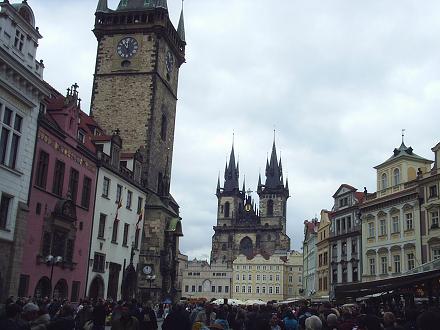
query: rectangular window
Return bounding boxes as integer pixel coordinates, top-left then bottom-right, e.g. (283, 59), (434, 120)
(71, 281), (80, 303)
(98, 214), (106, 239)
(52, 160), (65, 196)
(351, 240), (357, 254)
(17, 274), (29, 298)
(342, 241), (347, 256)
(35, 150), (49, 188)
(242, 274), (245, 280)
(288, 275), (293, 283)
(0, 194), (12, 229)
(431, 211), (439, 228)
(262, 286), (266, 294)
(236, 274), (239, 281)
(347, 216), (352, 230)
(68, 168), (79, 202)
(126, 190), (132, 209)
(218, 286), (222, 293)
(81, 176), (92, 209)
(275, 286), (280, 294)
(407, 253), (415, 270)
(429, 185), (438, 198)
(256, 286), (260, 294)
(225, 286), (229, 293)
(394, 255), (401, 273)
(211, 286), (215, 293)
(381, 256), (387, 274)
(14, 29), (25, 51)
(198, 285), (202, 292)
(256, 274), (260, 281)
(235, 286), (239, 293)
(269, 275), (273, 281)
(111, 220), (119, 243)
(116, 184), (123, 203)
(185, 285), (189, 293)
(323, 276), (328, 289)
(379, 219), (386, 236)
(137, 197), (143, 214)
(269, 286), (273, 294)
(192, 285), (195, 292)
(248, 274), (252, 280)
(0, 127), (9, 164)
(8, 133), (19, 168)
(247, 286), (251, 293)
(102, 177), (110, 197)
(392, 216), (400, 233)
(93, 253), (105, 273)
(369, 258), (376, 275)
(276, 274), (280, 281)
(122, 223), (129, 246)
(406, 213), (413, 230)
(368, 222), (375, 238)
(134, 227), (140, 249)
(433, 248), (440, 260)
(242, 286), (246, 293)
(262, 275), (266, 281)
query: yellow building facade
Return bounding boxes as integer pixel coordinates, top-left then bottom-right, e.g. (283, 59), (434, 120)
(316, 210), (330, 298)
(361, 141), (433, 282)
(232, 251), (303, 302)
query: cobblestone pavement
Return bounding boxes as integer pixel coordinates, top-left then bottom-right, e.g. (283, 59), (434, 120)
(106, 318), (163, 330)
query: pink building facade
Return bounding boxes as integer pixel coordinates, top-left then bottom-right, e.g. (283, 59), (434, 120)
(19, 85), (98, 302)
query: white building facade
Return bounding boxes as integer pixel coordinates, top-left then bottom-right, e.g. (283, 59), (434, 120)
(86, 135), (146, 301)
(303, 219), (318, 297)
(0, 1), (49, 300)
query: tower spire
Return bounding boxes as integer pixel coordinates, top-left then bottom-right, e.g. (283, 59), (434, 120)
(177, 0), (186, 43)
(223, 139), (239, 193)
(265, 136), (282, 189)
(96, 0), (108, 12)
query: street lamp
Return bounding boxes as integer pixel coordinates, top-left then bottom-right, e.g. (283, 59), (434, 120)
(46, 255), (63, 298)
(146, 275), (156, 300)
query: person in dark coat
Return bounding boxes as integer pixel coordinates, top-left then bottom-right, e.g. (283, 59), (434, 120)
(47, 304), (75, 330)
(162, 304), (191, 330)
(139, 304), (158, 330)
(92, 298), (106, 330)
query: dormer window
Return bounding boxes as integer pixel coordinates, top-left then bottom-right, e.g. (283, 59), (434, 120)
(14, 30), (25, 52)
(393, 168), (400, 186)
(381, 173), (388, 190)
(77, 130), (85, 143)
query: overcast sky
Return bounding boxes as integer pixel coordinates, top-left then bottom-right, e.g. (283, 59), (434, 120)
(32, 0), (440, 260)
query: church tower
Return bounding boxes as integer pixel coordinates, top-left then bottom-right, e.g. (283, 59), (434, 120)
(91, 0), (185, 193)
(257, 139), (290, 242)
(90, 0), (186, 303)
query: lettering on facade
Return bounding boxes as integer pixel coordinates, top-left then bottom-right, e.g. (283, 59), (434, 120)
(38, 130), (95, 172)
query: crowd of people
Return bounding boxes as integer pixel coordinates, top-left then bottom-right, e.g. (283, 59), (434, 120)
(163, 299), (440, 330)
(0, 295), (439, 330)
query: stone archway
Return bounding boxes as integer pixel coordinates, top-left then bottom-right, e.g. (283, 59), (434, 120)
(89, 275), (105, 300)
(34, 277), (51, 299)
(53, 279), (68, 300)
(239, 237), (253, 258)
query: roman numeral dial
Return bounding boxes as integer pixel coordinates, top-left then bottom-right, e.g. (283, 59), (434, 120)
(116, 37), (139, 59)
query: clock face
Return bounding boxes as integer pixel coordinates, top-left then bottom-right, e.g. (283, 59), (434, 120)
(245, 204), (252, 212)
(165, 50), (174, 73)
(117, 37), (139, 59)
(143, 265), (152, 275)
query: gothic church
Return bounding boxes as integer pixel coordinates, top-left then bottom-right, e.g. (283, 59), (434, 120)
(211, 141), (291, 265)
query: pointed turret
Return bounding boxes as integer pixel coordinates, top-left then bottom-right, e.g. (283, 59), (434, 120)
(96, 0), (109, 12)
(257, 173), (262, 193)
(177, 6), (186, 43)
(242, 177), (246, 194)
(223, 144), (239, 192)
(265, 140), (282, 189)
(216, 175), (221, 196)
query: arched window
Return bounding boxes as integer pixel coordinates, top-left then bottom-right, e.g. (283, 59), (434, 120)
(224, 202), (230, 218)
(381, 173), (388, 190)
(239, 237), (253, 258)
(393, 168), (400, 186)
(160, 114), (167, 141)
(267, 199), (274, 216)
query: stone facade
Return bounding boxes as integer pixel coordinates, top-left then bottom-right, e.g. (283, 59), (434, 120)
(181, 260), (232, 301)
(89, 1), (186, 303)
(360, 141), (433, 282)
(0, 1), (49, 301)
(211, 142), (290, 266)
(329, 185), (363, 298)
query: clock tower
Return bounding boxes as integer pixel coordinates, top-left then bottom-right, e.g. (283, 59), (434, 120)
(90, 0), (186, 303)
(91, 0), (185, 193)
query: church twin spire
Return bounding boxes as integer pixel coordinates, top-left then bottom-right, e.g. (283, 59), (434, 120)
(218, 134), (289, 196)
